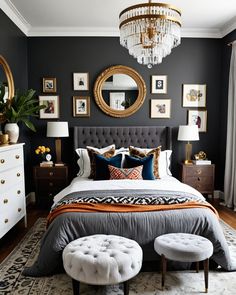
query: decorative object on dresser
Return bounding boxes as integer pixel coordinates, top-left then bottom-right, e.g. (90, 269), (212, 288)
(151, 75), (167, 94)
(0, 55), (15, 124)
(39, 95), (59, 119)
(150, 99), (171, 118)
(46, 121), (69, 165)
(177, 125), (199, 164)
(4, 89), (45, 143)
(72, 96), (90, 117)
(119, 1), (181, 68)
(73, 73), (89, 91)
(0, 133), (9, 145)
(0, 143), (27, 238)
(94, 65), (146, 118)
(188, 109), (207, 132)
(42, 77), (57, 93)
(182, 84), (206, 107)
(33, 165), (68, 208)
(180, 163), (215, 197)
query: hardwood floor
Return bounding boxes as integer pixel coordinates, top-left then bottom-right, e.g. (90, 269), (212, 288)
(0, 200), (235, 264)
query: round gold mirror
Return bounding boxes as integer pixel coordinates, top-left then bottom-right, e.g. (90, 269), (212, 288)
(0, 55), (15, 123)
(94, 65), (146, 117)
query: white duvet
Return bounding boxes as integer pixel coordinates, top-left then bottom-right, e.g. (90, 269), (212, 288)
(53, 176), (205, 205)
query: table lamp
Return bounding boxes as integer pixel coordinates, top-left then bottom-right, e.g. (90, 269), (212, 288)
(177, 125), (199, 164)
(46, 121), (69, 165)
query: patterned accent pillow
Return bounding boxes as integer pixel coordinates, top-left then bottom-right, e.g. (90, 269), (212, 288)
(129, 146), (161, 179)
(87, 146), (115, 179)
(109, 165), (143, 180)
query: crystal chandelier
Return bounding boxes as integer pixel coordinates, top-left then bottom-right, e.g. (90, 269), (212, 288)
(119, 0), (182, 68)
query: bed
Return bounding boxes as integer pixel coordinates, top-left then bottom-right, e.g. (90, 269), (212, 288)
(23, 126), (236, 277)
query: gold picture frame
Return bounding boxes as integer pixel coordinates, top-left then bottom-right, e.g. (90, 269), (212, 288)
(39, 95), (60, 119)
(151, 75), (167, 94)
(42, 77), (57, 93)
(150, 99), (171, 118)
(73, 73), (89, 91)
(188, 109), (207, 132)
(182, 84), (206, 107)
(73, 96), (90, 117)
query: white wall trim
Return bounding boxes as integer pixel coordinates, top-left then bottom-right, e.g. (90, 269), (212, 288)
(1, 0), (235, 38)
(0, 0), (30, 35)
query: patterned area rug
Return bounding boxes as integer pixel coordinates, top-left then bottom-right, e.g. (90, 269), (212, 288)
(0, 218), (236, 295)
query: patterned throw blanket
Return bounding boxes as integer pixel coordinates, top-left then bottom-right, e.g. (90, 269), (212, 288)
(47, 189), (218, 225)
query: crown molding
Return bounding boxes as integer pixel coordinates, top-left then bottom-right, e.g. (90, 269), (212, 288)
(0, 0), (30, 35)
(181, 28), (222, 38)
(221, 17), (236, 38)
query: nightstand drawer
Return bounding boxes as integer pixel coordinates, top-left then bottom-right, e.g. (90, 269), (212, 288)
(184, 176), (213, 185)
(183, 166), (213, 177)
(35, 167), (67, 178)
(37, 179), (67, 192)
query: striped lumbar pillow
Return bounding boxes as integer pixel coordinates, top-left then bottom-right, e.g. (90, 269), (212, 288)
(108, 165), (143, 180)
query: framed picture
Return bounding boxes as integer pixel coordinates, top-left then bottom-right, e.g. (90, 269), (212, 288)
(150, 99), (171, 118)
(73, 73), (89, 91)
(188, 110), (207, 132)
(151, 75), (167, 94)
(42, 78), (57, 93)
(183, 84), (206, 107)
(39, 95), (60, 119)
(73, 96), (90, 117)
(109, 92), (125, 110)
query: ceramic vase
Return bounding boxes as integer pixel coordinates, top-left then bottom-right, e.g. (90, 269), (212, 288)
(4, 123), (19, 143)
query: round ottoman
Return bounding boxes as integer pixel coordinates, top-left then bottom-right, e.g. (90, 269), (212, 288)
(63, 234), (143, 295)
(154, 233), (213, 293)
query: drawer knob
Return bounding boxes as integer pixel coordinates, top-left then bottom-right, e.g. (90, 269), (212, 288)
(18, 208), (22, 212)
(17, 173), (21, 177)
(49, 172), (54, 176)
(3, 199), (8, 204)
(4, 219), (8, 223)
(17, 190), (21, 194)
(1, 179), (5, 184)
(15, 155), (20, 159)
(49, 193), (53, 197)
(197, 177), (201, 181)
(0, 159), (5, 164)
(49, 182), (53, 187)
(196, 169), (202, 175)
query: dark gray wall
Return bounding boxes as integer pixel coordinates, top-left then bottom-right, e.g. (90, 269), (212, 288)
(27, 37), (223, 185)
(0, 9), (32, 193)
(219, 29), (236, 189)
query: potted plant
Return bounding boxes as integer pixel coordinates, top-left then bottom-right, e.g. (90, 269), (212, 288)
(4, 89), (45, 143)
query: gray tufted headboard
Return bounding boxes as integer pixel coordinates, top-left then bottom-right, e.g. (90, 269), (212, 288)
(74, 126), (172, 150)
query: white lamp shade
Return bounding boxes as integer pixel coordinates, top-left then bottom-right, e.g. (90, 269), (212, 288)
(178, 125), (199, 141)
(46, 122), (69, 138)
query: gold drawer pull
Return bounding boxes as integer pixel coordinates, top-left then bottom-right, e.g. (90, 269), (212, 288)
(196, 169), (202, 175)
(197, 177), (201, 181)
(4, 219), (8, 223)
(18, 208), (22, 212)
(15, 155), (20, 159)
(3, 199), (8, 204)
(49, 172), (54, 176)
(1, 179), (5, 184)
(0, 159), (5, 164)
(17, 173), (21, 177)
(49, 182), (53, 187)
(17, 190), (21, 194)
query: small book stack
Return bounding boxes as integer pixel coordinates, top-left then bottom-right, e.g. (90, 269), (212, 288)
(40, 161), (53, 167)
(193, 160), (211, 165)
(54, 162), (65, 167)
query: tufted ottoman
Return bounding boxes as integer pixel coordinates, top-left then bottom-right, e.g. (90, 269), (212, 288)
(63, 234), (143, 295)
(154, 233), (213, 293)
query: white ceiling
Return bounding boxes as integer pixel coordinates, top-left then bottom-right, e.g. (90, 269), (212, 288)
(1, 0), (236, 37)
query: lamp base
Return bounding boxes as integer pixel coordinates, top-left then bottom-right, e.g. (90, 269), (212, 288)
(184, 160), (193, 165)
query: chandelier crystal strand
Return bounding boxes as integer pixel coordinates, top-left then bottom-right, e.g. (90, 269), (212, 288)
(119, 1), (181, 68)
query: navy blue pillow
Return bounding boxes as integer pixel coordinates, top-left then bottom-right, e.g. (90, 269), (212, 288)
(94, 153), (122, 180)
(125, 154), (155, 180)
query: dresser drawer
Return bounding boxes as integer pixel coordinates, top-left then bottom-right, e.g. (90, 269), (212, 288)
(0, 147), (23, 172)
(0, 166), (24, 193)
(0, 183), (25, 215)
(34, 167), (67, 179)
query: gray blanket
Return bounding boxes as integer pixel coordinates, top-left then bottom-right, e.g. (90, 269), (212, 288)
(23, 189), (236, 277)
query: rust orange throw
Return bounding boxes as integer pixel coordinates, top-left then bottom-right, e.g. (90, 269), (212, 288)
(47, 201), (218, 225)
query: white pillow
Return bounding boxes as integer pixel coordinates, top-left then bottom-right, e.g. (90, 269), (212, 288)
(129, 146), (172, 178)
(76, 144), (115, 177)
(115, 147), (129, 167)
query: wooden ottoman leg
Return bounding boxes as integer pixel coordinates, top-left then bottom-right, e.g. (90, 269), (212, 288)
(203, 258), (209, 293)
(72, 279), (80, 295)
(161, 254), (167, 291)
(124, 280), (129, 295)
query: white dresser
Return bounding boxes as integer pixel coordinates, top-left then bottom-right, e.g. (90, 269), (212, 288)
(0, 143), (27, 238)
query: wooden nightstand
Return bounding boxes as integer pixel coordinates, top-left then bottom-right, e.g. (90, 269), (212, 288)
(180, 164), (215, 196)
(33, 165), (68, 208)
